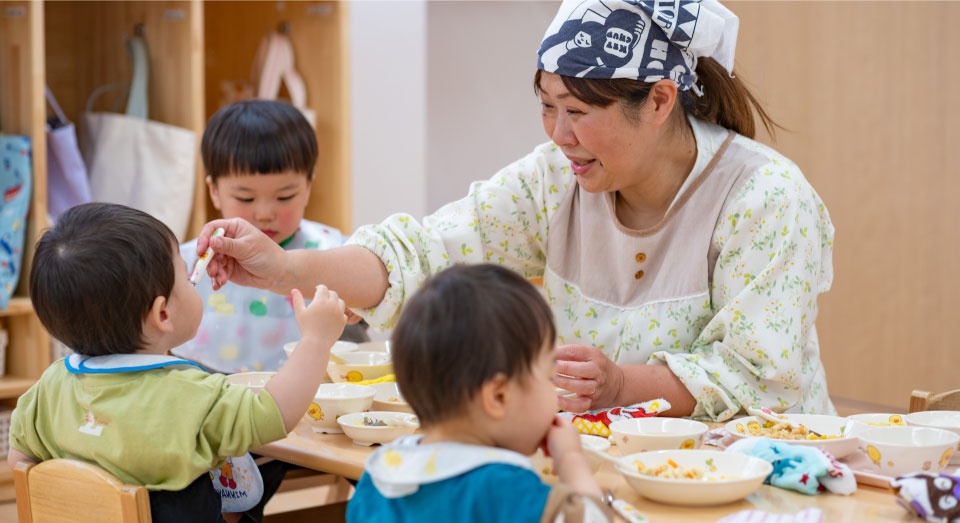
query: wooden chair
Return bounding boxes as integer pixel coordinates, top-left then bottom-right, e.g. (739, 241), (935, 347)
(14, 459), (152, 522)
(909, 389), (960, 413)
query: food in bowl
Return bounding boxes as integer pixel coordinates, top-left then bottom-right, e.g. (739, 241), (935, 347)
(724, 415), (862, 459)
(327, 351), (393, 383)
(738, 420), (842, 440)
(337, 411), (419, 446)
(303, 383), (376, 434)
(608, 417), (709, 454)
(857, 426), (960, 477)
(848, 413), (906, 427)
(616, 450), (772, 506)
(371, 381), (413, 413)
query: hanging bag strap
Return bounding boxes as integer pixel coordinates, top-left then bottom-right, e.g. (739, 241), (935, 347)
(252, 31), (308, 109)
(84, 35), (150, 118)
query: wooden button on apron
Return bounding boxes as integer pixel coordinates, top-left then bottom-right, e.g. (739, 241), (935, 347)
(636, 252), (646, 263)
(634, 270), (644, 279)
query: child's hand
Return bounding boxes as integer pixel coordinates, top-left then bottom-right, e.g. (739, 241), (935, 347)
(291, 285), (347, 350)
(545, 415), (583, 460)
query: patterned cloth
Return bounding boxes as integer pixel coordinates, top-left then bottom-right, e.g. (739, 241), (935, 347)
(726, 438), (856, 496)
(559, 398), (670, 437)
(0, 136), (31, 309)
(347, 117), (835, 422)
(891, 473), (960, 522)
(538, 0), (738, 94)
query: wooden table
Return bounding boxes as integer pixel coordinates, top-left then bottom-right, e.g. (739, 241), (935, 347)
(256, 424), (915, 522)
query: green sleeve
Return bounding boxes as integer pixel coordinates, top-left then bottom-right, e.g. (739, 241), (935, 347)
(196, 376), (288, 458)
(9, 377), (54, 461)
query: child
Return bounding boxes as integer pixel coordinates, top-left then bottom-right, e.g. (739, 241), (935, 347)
(347, 264), (613, 522)
(174, 100), (366, 375)
(8, 203), (346, 523)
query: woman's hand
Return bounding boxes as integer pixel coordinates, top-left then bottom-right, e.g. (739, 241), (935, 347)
(196, 218), (288, 292)
(554, 344), (624, 413)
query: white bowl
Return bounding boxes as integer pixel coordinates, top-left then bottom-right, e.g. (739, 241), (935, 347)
(303, 383), (376, 434)
(615, 450), (772, 506)
(327, 351), (393, 383)
(858, 426), (959, 476)
(905, 411), (960, 465)
(531, 434), (612, 477)
(609, 418), (709, 454)
(847, 413), (907, 427)
(284, 340), (358, 360)
(336, 411), (419, 446)
(356, 340), (390, 353)
(371, 381), (413, 413)
(226, 372), (276, 395)
(724, 415), (862, 459)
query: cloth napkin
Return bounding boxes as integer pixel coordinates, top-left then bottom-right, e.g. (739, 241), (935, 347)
(559, 398), (671, 437)
(726, 438), (856, 495)
(891, 473), (960, 522)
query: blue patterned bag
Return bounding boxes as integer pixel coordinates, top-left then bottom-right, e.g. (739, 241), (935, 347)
(0, 136), (32, 309)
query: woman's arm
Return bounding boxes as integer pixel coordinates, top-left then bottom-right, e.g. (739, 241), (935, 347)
(196, 218), (389, 307)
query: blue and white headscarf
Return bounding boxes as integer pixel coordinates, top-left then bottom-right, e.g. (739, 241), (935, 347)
(537, 0), (739, 95)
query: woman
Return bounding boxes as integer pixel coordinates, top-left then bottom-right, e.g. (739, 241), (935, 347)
(197, 0), (835, 421)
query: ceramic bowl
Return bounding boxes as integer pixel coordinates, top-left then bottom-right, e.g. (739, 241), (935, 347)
(724, 415), (863, 459)
(609, 418), (709, 454)
(327, 351), (393, 383)
(283, 340), (359, 361)
(303, 383), (376, 434)
(371, 381), (414, 413)
(847, 413), (907, 427)
(336, 411), (419, 446)
(225, 372), (276, 395)
(905, 411), (960, 465)
(531, 434), (612, 477)
(615, 450), (772, 506)
(857, 426), (959, 477)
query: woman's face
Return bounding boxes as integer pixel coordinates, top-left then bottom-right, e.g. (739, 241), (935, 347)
(539, 72), (657, 194)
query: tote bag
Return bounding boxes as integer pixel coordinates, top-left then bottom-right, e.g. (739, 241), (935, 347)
(0, 135), (32, 309)
(82, 36), (196, 239)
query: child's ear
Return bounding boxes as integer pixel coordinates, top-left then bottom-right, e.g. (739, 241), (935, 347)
(206, 176), (222, 211)
(478, 373), (509, 420)
(144, 296), (174, 336)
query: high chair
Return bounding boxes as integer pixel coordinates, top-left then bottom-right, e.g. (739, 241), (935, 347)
(909, 389), (960, 413)
(14, 459), (152, 522)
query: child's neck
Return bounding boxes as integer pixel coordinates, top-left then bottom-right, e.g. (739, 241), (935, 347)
(419, 414), (500, 448)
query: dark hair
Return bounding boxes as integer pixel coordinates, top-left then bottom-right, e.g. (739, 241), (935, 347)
(391, 264), (557, 427)
(534, 57), (778, 139)
(201, 100), (318, 181)
(29, 203), (179, 356)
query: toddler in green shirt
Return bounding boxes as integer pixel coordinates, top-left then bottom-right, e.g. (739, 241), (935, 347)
(7, 203), (346, 523)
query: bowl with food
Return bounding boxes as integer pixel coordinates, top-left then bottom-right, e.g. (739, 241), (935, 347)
(327, 351), (393, 383)
(303, 383), (376, 434)
(336, 411), (419, 446)
(615, 450), (772, 506)
(608, 418), (709, 454)
(371, 381), (414, 414)
(724, 415), (862, 459)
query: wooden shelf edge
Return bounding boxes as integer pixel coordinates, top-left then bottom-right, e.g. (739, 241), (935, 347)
(0, 376), (35, 399)
(0, 297), (33, 317)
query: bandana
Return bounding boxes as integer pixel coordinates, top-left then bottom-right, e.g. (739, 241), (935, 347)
(537, 0), (738, 95)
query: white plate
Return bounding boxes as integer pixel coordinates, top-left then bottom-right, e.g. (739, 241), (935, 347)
(371, 381), (413, 413)
(615, 450), (772, 506)
(724, 415), (863, 459)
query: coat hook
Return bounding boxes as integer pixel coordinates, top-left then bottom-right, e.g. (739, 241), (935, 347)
(134, 23), (145, 37)
(278, 21), (290, 35)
